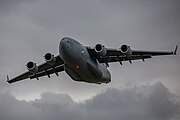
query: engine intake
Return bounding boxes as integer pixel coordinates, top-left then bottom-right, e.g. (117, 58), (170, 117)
(27, 61), (38, 74)
(44, 53), (56, 66)
(120, 45), (132, 56)
(95, 44), (107, 57)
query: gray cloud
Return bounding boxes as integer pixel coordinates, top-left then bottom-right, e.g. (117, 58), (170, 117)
(0, 92), (42, 120)
(0, 0), (30, 15)
(0, 82), (179, 120)
(84, 82), (179, 120)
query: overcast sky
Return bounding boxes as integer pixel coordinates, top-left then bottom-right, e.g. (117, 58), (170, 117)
(0, 0), (180, 120)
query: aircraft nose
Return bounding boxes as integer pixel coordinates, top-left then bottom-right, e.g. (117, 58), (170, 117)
(60, 37), (70, 49)
(59, 37), (71, 59)
(60, 37), (67, 46)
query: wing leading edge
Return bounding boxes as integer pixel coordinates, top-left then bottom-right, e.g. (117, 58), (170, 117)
(7, 55), (64, 84)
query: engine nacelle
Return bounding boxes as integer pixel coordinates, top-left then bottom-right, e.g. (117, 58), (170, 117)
(120, 45), (132, 56)
(27, 61), (38, 74)
(95, 44), (107, 57)
(44, 53), (56, 66)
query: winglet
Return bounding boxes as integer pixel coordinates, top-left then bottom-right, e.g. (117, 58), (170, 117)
(173, 45), (178, 55)
(7, 75), (11, 84)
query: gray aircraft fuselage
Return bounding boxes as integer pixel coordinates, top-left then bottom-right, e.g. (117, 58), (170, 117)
(59, 37), (111, 84)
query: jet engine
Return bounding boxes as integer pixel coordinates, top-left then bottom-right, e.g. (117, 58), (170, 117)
(95, 44), (107, 57)
(120, 45), (132, 56)
(27, 61), (38, 74)
(44, 53), (56, 66)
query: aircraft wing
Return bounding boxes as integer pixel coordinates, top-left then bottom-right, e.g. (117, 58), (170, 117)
(7, 55), (64, 84)
(87, 45), (178, 65)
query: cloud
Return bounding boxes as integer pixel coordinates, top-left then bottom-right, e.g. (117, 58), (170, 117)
(0, 0), (26, 15)
(0, 92), (42, 120)
(0, 82), (179, 120)
(84, 82), (179, 120)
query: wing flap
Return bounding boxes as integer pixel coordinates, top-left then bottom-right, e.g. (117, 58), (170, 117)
(30, 65), (64, 79)
(132, 50), (174, 56)
(98, 54), (152, 63)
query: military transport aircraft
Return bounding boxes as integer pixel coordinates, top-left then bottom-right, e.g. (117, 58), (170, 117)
(7, 37), (178, 84)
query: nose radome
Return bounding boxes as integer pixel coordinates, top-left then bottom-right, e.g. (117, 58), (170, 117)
(61, 37), (72, 41)
(60, 37), (68, 44)
(59, 37), (72, 59)
(60, 37), (68, 48)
